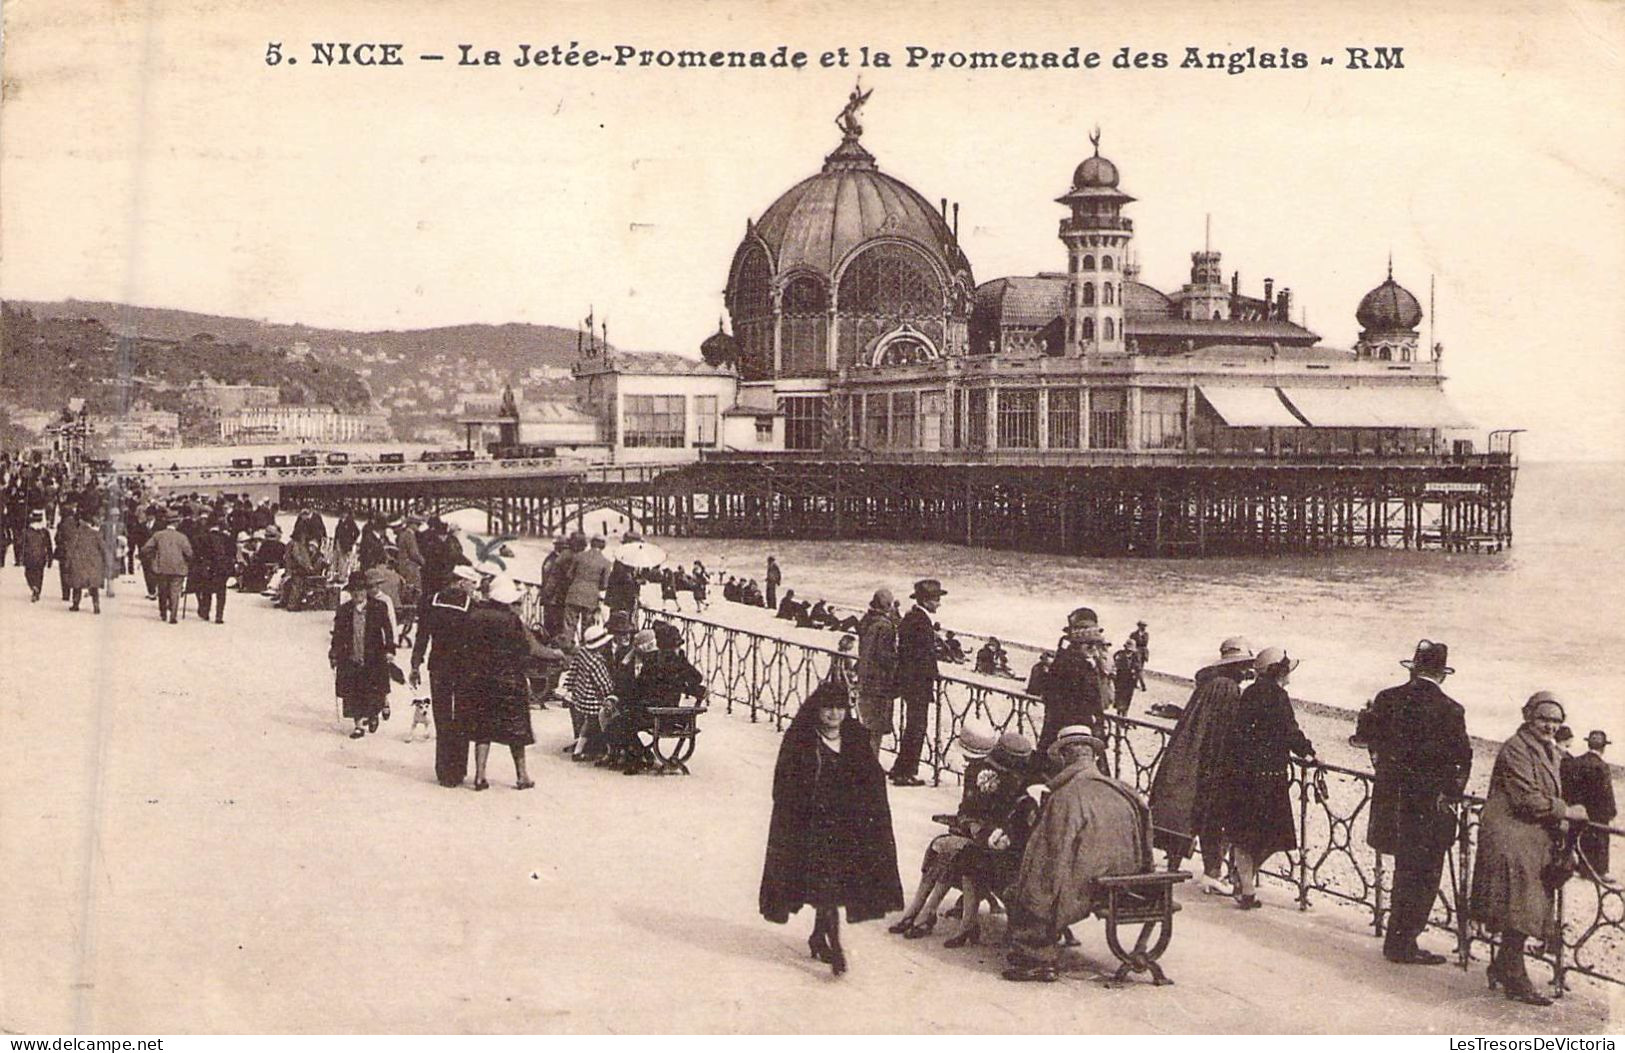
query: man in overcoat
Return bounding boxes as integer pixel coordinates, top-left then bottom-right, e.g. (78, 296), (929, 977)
(1003, 726), (1152, 982)
(19, 509), (53, 602)
(140, 512), (194, 624)
(855, 587), (900, 757)
(1037, 608), (1111, 755)
(888, 579), (944, 787)
(563, 535), (609, 639)
(1356, 639), (1472, 965)
(1566, 731), (1617, 882)
(411, 564), (480, 786)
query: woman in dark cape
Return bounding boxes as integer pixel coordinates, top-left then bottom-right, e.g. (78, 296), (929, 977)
(759, 680), (903, 975)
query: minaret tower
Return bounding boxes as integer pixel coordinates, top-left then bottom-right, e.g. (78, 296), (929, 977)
(1058, 128), (1136, 356)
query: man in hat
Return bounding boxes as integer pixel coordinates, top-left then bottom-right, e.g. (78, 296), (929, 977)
(564, 534), (610, 639)
(19, 509), (54, 603)
(764, 555), (782, 611)
(396, 514), (425, 605)
(1036, 608), (1111, 756)
(1130, 620), (1151, 686)
(856, 588), (900, 757)
(1148, 636), (1255, 893)
(1356, 640), (1473, 965)
(140, 511), (194, 624)
(1003, 727), (1153, 982)
(411, 563), (481, 786)
(890, 579), (945, 787)
(1565, 730), (1617, 883)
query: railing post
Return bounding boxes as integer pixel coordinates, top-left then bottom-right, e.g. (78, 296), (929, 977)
(1455, 805), (1473, 968)
(928, 682), (943, 787)
(1296, 761), (1311, 911)
(1552, 881), (1567, 998)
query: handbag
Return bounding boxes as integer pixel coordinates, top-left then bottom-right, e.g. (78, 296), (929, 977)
(1541, 830), (1578, 891)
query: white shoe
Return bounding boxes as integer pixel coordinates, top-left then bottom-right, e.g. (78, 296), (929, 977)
(1200, 874), (1234, 896)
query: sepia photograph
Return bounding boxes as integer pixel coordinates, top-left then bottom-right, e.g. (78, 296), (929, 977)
(1, 0), (1622, 1038)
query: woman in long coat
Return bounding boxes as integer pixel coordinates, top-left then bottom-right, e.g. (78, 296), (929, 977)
(1470, 692), (1584, 1006)
(1215, 647), (1315, 909)
(459, 576), (535, 791)
(330, 572), (396, 739)
(61, 515), (107, 613)
(760, 680), (903, 975)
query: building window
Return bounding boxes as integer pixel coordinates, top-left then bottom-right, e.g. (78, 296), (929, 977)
(863, 393), (889, 448)
(693, 395), (718, 447)
(1082, 317), (1095, 342)
(781, 275), (830, 376)
(1102, 283), (1115, 306)
(623, 395), (686, 448)
(780, 396), (825, 451)
(890, 392), (916, 449)
(1140, 389), (1186, 450)
(1048, 388), (1080, 448)
(1082, 283), (1095, 307)
(755, 416), (774, 442)
(1090, 388), (1127, 449)
(1102, 255), (1115, 271)
(963, 389), (988, 450)
(996, 388), (1039, 449)
(1082, 254), (1096, 271)
(1103, 317), (1115, 341)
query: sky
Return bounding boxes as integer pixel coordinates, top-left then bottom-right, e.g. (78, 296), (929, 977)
(2, 0), (1623, 460)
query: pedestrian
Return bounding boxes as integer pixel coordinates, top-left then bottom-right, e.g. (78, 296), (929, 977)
(410, 564), (481, 787)
(1130, 620), (1151, 688)
(1111, 643), (1141, 715)
(605, 557), (640, 621)
(563, 535), (609, 639)
(765, 555), (782, 611)
(1471, 691), (1588, 1006)
(192, 517), (236, 624)
(396, 513), (425, 605)
(1565, 731), (1617, 883)
(1036, 608), (1111, 756)
(889, 579), (945, 787)
(1148, 637), (1254, 894)
(61, 513), (107, 613)
(854, 590), (898, 758)
(1215, 646), (1315, 910)
(140, 512), (193, 624)
(1355, 639), (1473, 964)
(330, 571), (396, 740)
(759, 680), (904, 976)
(19, 509), (53, 603)
(560, 625), (617, 761)
(460, 576), (535, 791)
(1001, 726), (1152, 983)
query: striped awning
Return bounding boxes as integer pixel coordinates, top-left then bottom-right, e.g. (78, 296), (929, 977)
(1198, 386), (1303, 428)
(1278, 386), (1474, 429)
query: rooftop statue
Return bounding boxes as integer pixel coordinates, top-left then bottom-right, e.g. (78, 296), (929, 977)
(836, 83), (872, 140)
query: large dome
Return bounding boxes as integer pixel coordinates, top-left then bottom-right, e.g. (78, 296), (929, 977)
(1072, 153), (1120, 190)
(1356, 275), (1423, 331)
(746, 144), (971, 282)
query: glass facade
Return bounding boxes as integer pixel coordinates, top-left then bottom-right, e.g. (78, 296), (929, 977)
(622, 395), (686, 448)
(996, 388), (1039, 449)
(780, 396), (825, 451)
(1048, 389), (1080, 448)
(1140, 389), (1187, 450)
(1090, 389), (1127, 449)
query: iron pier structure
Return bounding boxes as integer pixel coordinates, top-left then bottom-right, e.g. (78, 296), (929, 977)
(281, 451), (1516, 558)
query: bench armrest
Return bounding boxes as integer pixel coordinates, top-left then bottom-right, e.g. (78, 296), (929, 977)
(1095, 872), (1191, 888)
(645, 706), (709, 717)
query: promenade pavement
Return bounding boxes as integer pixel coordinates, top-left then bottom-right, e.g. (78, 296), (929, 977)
(1, 566), (1614, 1033)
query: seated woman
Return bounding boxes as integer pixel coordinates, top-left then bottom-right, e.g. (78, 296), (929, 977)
(888, 728), (1036, 942)
(938, 732), (1041, 947)
(776, 589), (800, 620)
(613, 621), (706, 774)
(561, 625), (617, 760)
(975, 638), (1013, 677)
(939, 628), (967, 663)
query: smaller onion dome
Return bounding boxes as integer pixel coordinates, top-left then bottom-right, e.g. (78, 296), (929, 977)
(1356, 264), (1423, 331)
(1072, 127), (1120, 189)
(700, 321), (739, 367)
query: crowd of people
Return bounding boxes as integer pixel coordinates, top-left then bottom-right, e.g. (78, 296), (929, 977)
(4, 461), (1614, 1004)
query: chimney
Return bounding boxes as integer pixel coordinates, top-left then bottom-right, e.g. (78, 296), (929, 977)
(941, 197), (948, 219)
(952, 202), (960, 240)
(1263, 278), (1275, 316)
(1279, 288), (1292, 320)
(1231, 271), (1240, 298)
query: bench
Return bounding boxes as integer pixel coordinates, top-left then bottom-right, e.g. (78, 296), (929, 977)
(642, 705), (708, 775)
(1091, 871), (1189, 986)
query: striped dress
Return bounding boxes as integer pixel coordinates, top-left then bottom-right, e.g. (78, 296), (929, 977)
(564, 648), (615, 716)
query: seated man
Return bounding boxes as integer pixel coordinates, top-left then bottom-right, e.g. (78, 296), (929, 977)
(975, 638), (1013, 677)
(775, 589), (800, 620)
(1002, 725), (1153, 982)
(939, 628), (967, 663)
(741, 579), (764, 607)
(277, 536), (324, 608)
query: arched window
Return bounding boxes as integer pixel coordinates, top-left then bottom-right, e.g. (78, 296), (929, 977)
(1102, 255), (1115, 271)
(1081, 283), (1095, 307)
(1082, 254), (1096, 271)
(1103, 317), (1115, 340)
(728, 244), (774, 380)
(836, 243), (945, 369)
(1378, 347), (1392, 361)
(1102, 283), (1115, 306)
(1081, 317), (1095, 341)
(780, 274), (829, 376)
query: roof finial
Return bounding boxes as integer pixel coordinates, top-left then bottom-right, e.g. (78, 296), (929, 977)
(1387, 252), (1393, 281)
(1089, 125), (1102, 157)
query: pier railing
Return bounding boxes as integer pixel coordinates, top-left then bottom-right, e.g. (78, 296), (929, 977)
(511, 588), (1621, 993)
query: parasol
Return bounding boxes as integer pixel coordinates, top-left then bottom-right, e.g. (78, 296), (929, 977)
(612, 539), (667, 569)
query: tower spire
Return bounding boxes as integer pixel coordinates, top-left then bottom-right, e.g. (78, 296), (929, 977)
(1089, 125), (1102, 157)
(1387, 252), (1393, 281)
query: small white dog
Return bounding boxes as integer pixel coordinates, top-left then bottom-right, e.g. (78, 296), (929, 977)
(404, 697), (434, 742)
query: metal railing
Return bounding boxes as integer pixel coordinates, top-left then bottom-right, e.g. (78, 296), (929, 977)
(510, 587), (1621, 994)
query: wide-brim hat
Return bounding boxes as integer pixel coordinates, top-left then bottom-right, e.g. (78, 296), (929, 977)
(1587, 730), (1612, 747)
(911, 579), (947, 601)
(581, 626), (613, 650)
(475, 560), (503, 578)
(1066, 607), (1099, 630)
(957, 722), (998, 758)
(632, 628), (658, 653)
(263, 526), (281, 538)
(1254, 647), (1301, 676)
(1400, 639), (1453, 676)
(487, 576), (522, 605)
(345, 571), (369, 591)
(450, 565), (482, 584)
(604, 610), (636, 634)
(1215, 636), (1255, 665)
(1047, 725), (1105, 762)
(988, 731), (1036, 770)
(1555, 725), (1575, 743)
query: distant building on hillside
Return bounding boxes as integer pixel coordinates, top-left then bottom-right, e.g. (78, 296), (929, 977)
(219, 405), (390, 444)
(183, 381), (281, 414)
